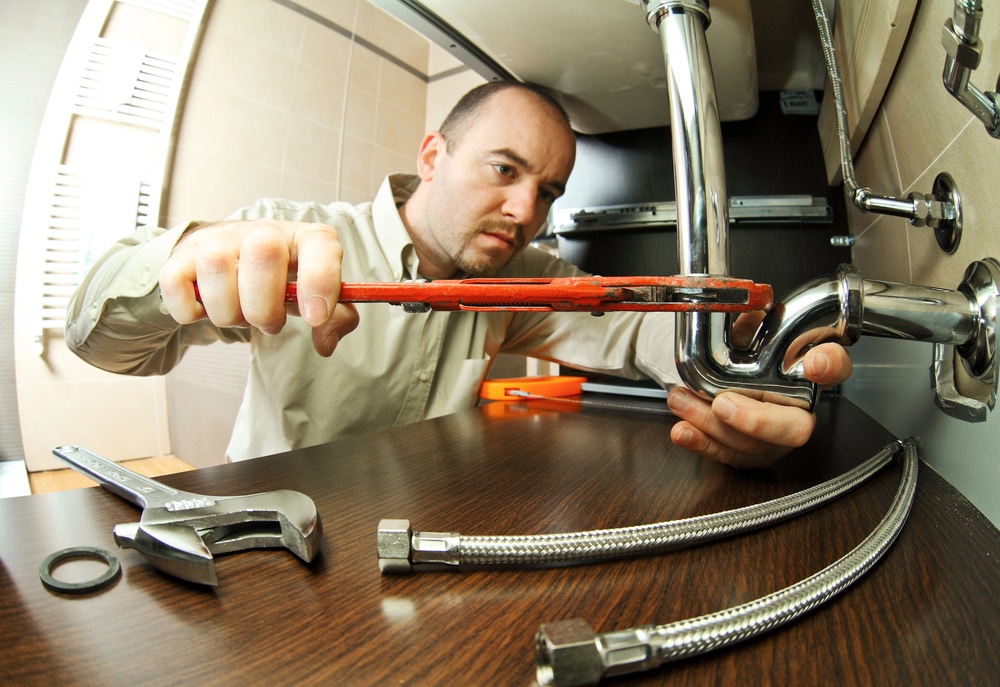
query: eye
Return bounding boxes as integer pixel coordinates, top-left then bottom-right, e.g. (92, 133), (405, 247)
(493, 163), (515, 178)
(539, 188), (557, 204)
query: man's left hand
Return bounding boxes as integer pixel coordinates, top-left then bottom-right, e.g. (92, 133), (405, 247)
(665, 342), (853, 468)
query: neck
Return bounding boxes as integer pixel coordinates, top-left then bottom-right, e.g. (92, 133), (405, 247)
(398, 184), (456, 280)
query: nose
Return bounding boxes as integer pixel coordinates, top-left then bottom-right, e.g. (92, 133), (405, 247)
(501, 182), (541, 226)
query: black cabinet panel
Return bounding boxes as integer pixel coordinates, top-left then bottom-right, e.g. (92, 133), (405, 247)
(554, 92), (851, 298)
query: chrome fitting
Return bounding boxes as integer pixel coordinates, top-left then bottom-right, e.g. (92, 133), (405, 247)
(942, 18), (983, 69)
(906, 193), (954, 229)
(536, 619), (663, 687)
(951, 0), (983, 43)
(535, 619), (604, 687)
(376, 518), (462, 573)
(411, 530), (461, 566)
(377, 518), (413, 573)
(956, 258), (1000, 381)
(639, 0), (710, 32)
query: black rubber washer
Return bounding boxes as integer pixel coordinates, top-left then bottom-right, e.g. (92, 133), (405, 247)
(39, 546), (121, 594)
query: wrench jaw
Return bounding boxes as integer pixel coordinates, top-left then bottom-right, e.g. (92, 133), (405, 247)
(114, 522), (219, 586)
(199, 490), (323, 563)
(116, 490), (323, 586)
(197, 491), (324, 563)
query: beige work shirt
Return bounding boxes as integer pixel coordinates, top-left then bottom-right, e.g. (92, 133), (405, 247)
(66, 175), (679, 461)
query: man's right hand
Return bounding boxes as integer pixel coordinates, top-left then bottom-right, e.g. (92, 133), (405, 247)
(158, 219), (360, 356)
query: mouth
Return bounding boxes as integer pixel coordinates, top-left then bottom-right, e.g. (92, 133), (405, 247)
(482, 231), (516, 248)
(479, 226), (522, 251)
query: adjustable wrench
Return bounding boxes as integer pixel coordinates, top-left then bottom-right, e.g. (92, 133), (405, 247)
(52, 445), (322, 586)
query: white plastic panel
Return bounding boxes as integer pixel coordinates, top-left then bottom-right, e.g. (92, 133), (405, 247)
(415, 0), (757, 133)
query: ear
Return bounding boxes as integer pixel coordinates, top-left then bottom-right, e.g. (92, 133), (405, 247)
(416, 132), (446, 181)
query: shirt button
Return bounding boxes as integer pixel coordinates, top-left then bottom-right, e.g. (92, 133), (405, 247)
(418, 371), (430, 382)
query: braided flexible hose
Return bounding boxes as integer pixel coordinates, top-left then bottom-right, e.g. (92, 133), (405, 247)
(535, 439), (918, 686)
(456, 443), (897, 566)
(811, 0), (861, 199)
(649, 440), (917, 660)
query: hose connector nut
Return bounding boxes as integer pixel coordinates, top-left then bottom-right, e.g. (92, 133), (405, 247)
(942, 18), (982, 69)
(377, 518), (413, 573)
(535, 618), (603, 687)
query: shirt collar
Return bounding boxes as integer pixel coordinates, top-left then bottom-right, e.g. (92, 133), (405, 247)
(373, 174), (421, 281)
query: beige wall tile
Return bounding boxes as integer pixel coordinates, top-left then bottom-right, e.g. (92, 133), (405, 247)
(168, 145), (283, 223)
(348, 45), (382, 94)
(850, 215), (913, 283)
(344, 84), (378, 143)
(299, 18), (353, 80)
(193, 27), (300, 107)
(374, 102), (424, 158)
(880, 0), (976, 191)
(208, 0), (306, 61)
(176, 81), (288, 168)
(341, 133), (375, 195)
(843, 0), (1000, 525)
(427, 43), (464, 76)
(378, 60), (428, 115)
(372, 144), (416, 183)
(338, 183), (376, 205)
(355, 0), (428, 74)
(296, 0), (361, 30)
(291, 63), (348, 129)
(283, 115), (342, 183)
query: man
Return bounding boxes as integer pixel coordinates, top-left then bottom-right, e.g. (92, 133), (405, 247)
(66, 81), (850, 466)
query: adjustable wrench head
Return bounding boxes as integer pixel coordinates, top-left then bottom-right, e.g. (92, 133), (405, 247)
(114, 521), (218, 586)
(119, 489), (323, 586)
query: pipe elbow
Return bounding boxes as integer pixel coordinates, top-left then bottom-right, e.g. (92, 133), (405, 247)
(674, 265), (863, 410)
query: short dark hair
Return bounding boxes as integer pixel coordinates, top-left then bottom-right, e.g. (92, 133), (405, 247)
(438, 81), (572, 152)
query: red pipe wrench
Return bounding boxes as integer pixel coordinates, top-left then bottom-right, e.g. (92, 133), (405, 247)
(194, 275), (771, 313)
(281, 275), (772, 313)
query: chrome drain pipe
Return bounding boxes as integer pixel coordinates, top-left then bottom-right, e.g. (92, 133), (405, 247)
(637, 0), (998, 415)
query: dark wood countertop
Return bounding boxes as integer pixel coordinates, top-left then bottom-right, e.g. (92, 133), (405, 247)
(1, 395), (998, 685)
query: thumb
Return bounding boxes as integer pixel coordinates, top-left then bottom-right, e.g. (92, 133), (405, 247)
(311, 303), (360, 356)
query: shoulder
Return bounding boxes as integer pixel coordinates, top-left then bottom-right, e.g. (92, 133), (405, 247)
(229, 197), (373, 228)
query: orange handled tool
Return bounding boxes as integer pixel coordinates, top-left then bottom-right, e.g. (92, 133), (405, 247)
(227, 275), (773, 313)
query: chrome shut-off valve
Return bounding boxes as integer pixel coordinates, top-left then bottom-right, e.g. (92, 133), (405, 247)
(942, 0), (1000, 139)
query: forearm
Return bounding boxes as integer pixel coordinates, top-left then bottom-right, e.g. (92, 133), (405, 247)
(65, 223), (246, 375)
(504, 309), (681, 388)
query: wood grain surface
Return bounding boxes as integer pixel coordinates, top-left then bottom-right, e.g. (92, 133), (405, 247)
(1, 395), (997, 685)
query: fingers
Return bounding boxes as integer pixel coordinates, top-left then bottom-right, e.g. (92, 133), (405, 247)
(667, 388), (816, 468)
(290, 223), (344, 327)
(159, 220), (352, 354)
(236, 226), (291, 334)
(310, 303), (360, 357)
(803, 343), (853, 387)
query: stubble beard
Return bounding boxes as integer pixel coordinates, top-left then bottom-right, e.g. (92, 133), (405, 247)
(451, 219), (525, 277)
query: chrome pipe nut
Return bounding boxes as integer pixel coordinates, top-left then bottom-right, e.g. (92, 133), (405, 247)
(942, 19), (982, 68)
(377, 519), (412, 573)
(535, 618), (603, 687)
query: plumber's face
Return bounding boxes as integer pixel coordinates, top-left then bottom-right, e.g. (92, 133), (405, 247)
(418, 89), (576, 277)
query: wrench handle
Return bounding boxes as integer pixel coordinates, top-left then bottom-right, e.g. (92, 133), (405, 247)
(52, 445), (180, 508)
